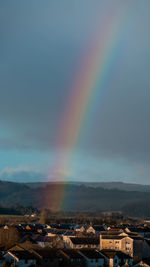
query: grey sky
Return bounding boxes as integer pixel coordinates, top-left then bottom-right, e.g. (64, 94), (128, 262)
(0, 0), (150, 184)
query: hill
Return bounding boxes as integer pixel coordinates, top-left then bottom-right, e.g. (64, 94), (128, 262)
(26, 181), (150, 192)
(0, 180), (150, 217)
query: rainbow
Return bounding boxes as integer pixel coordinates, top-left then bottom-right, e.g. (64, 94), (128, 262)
(44, 3), (127, 211)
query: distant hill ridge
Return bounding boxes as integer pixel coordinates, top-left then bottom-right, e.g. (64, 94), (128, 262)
(26, 180), (150, 192)
(0, 180), (150, 216)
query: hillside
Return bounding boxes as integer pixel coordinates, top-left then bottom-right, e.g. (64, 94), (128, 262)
(26, 181), (150, 192)
(0, 181), (150, 217)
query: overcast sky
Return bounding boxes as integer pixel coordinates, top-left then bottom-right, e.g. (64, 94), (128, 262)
(0, 0), (150, 184)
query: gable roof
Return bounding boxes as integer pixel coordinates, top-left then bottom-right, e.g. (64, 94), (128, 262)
(79, 249), (104, 259)
(101, 249), (132, 259)
(93, 225), (106, 231)
(101, 235), (125, 240)
(60, 249), (83, 259)
(142, 258), (150, 266)
(32, 248), (62, 259)
(7, 250), (37, 260)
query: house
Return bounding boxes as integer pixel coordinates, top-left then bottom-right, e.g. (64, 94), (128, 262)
(25, 225), (32, 231)
(100, 230), (125, 248)
(74, 225), (85, 232)
(60, 249), (84, 267)
(31, 213), (37, 218)
(86, 225), (107, 235)
(4, 250), (37, 267)
(45, 228), (56, 237)
(133, 258), (150, 267)
(63, 235), (74, 248)
(67, 237), (100, 249)
(63, 230), (76, 237)
(45, 224), (51, 229)
(3, 225), (9, 230)
(126, 227), (150, 238)
(49, 224), (72, 231)
(8, 241), (38, 252)
(32, 248), (63, 267)
(101, 249), (133, 267)
(79, 249), (105, 267)
(55, 230), (67, 236)
(35, 236), (64, 248)
(100, 230), (143, 262)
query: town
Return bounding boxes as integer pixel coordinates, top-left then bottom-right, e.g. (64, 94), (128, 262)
(0, 215), (150, 267)
(1, 0), (150, 266)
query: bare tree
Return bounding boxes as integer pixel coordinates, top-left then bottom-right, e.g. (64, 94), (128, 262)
(1, 262), (10, 267)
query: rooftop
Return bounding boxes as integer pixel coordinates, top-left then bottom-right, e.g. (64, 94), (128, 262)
(80, 249), (104, 259)
(101, 249), (132, 259)
(70, 237), (99, 245)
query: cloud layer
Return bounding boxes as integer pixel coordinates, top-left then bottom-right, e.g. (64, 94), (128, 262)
(0, 1), (150, 183)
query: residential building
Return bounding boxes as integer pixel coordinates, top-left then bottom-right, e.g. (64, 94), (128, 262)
(60, 249), (84, 267)
(66, 237), (100, 249)
(101, 249), (133, 267)
(33, 248), (63, 267)
(100, 230), (143, 262)
(79, 249), (105, 267)
(86, 225), (107, 235)
(4, 250), (37, 267)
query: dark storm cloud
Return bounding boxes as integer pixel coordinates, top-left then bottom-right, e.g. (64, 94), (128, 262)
(84, 86), (150, 162)
(0, 0), (150, 168)
(0, 0), (104, 149)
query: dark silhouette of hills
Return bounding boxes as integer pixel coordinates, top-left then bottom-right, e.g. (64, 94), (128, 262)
(26, 181), (150, 192)
(0, 180), (150, 217)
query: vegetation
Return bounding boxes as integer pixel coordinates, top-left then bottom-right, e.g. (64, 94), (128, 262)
(122, 200), (150, 218)
(0, 226), (22, 249)
(0, 181), (150, 217)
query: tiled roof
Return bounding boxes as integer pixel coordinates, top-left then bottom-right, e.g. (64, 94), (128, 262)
(70, 237), (99, 245)
(79, 249), (104, 259)
(61, 249), (83, 259)
(142, 258), (150, 266)
(8, 250), (37, 260)
(101, 230), (123, 235)
(101, 249), (132, 259)
(32, 248), (61, 259)
(101, 235), (125, 240)
(93, 226), (106, 231)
